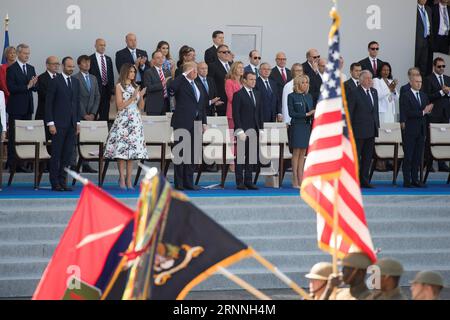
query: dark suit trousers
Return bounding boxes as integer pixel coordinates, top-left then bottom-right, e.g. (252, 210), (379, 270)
(415, 37), (431, 76)
(50, 125), (76, 187)
(173, 128), (198, 189)
(235, 137), (259, 185)
(355, 138), (375, 185)
(97, 85), (112, 122)
(7, 113), (32, 166)
(402, 133), (425, 184)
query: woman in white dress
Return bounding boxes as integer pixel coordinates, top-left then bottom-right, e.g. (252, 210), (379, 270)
(373, 62), (399, 124)
(104, 63), (148, 189)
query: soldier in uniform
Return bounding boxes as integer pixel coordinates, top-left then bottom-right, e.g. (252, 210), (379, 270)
(410, 271), (445, 300)
(322, 252), (373, 300)
(305, 262), (333, 300)
(367, 258), (408, 300)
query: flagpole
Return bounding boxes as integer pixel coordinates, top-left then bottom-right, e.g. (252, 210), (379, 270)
(217, 267), (272, 300)
(64, 167), (89, 185)
(331, 177), (339, 299)
(251, 251), (311, 300)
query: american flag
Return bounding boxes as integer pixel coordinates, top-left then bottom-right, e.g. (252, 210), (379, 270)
(300, 9), (377, 263)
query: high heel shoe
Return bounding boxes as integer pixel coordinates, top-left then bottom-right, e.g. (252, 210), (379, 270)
(119, 178), (127, 190)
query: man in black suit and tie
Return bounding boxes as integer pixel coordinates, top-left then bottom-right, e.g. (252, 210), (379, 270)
(143, 51), (171, 115)
(169, 61), (207, 191)
(416, 0), (433, 77)
(344, 63), (362, 100)
(358, 41), (384, 78)
(348, 70), (380, 188)
(400, 74), (434, 188)
(6, 43), (38, 172)
(36, 56), (59, 121)
(196, 62), (223, 116)
(424, 57), (450, 171)
(45, 57), (81, 191)
(207, 44), (232, 116)
(432, 0), (450, 54)
(115, 33), (150, 85)
(302, 49), (323, 107)
(233, 71), (264, 190)
(204, 30), (224, 64)
(90, 38), (114, 122)
(256, 62), (281, 122)
(270, 52), (292, 105)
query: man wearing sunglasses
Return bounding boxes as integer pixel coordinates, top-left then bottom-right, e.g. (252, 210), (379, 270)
(244, 50), (261, 77)
(302, 48), (322, 108)
(358, 41), (384, 78)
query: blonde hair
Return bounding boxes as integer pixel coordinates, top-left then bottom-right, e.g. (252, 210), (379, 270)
(293, 75), (310, 94)
(225, 61), (244, 81)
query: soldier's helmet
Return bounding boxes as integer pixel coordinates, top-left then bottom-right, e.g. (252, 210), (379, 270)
(340, 252), (372, 270)
(305, 262), (333, 281)
(376, 258), (404, 276)
(410, 271), (445, 287)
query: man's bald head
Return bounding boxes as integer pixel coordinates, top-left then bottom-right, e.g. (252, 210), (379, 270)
(95, 38), (106, 54)
(275, 52), (287, 68)
(125, 33), (137, 49)
(46, 56), (60, 74)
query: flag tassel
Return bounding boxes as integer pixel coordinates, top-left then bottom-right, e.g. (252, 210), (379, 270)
(217, 267), (272, 300)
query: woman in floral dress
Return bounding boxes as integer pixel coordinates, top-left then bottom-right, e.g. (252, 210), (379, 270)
(104, 63), (148, 189)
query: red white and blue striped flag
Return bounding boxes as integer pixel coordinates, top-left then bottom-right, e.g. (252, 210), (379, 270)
(301, 8), (377, 263)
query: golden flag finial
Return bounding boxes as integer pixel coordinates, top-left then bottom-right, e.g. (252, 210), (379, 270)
(4, 14), (9, 29)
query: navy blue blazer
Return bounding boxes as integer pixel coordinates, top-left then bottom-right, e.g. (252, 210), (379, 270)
(348, 86), (380, 139)
(255, 77), (280, 122)
(400, 89), (430, 137)
(232, 87), (264, 133)
(115, 47), (150, 79)
(6, 62), (37, 115)
(45, 74), (81, 129)
(169, 75), (207, 131)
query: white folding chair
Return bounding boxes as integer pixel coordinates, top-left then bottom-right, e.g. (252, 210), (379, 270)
(424, 123), (450, 184)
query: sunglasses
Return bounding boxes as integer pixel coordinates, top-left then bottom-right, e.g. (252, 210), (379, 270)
(370, 47), (379, 51)
(313, 55), (320, 59)
(252, 56), (262, 60)
(437, 65), (446, 69)
(219, 50), (231, 54)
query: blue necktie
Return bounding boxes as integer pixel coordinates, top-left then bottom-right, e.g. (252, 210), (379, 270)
(191, 81), (198, 102)
(416, 92), (421, 106)
(202, 78), (209, 94)
(22, 64), (27, 75)
(420, 7), (429, 38)
(265, 80), (273, 95)
(85, 74), (91, 92)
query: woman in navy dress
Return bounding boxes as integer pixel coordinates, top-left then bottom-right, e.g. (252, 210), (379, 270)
(288, 75), (315, 188)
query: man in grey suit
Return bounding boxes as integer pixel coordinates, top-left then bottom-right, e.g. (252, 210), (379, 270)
(143, 51), (171, 115)
(72, 55), (100, 173)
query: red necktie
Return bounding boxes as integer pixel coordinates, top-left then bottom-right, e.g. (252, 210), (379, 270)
(101, 55), (107, 86)
(281, 68), (287, 83)
(159, 68), (167, 98)
(372, 59), (377, 76)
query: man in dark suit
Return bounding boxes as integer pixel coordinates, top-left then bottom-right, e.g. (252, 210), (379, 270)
(45, 57), (81, 191)
(36, 56), (59, 121)
(6, 43), (38, 172)
(424, 57), (450, 171)
(416, 0), (433, 77)
(204, 30), (224, 64)
(232, 71), (264, 190)
(358, 41), (384, 78)
(169, 61), (207, 191)
(207, 44), (232, 116)
(432, 0), (450, 54)
(256, 62), (281, 122)
(270, 52), (292, 105)
(348, 70), (380, 188)
(302, 49), (323, 107)
(244, 50), (261, 77)
(400, 74), (434, 188)
(115, 33), (150, 85)
(344, 62), (362, 100)
(196, 61), (223, 116)
(89, 38), (114, 122)
(143, 51), (171, 115)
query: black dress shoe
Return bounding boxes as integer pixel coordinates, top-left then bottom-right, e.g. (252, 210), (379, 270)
(51, 185), (64, 192)
(361, 183), (375, 189)
(245, 184), (259, 190)
(236, 184), (248, 190)
(82, 165), (98, 173)
(412, 181), (426, 188)
(174, 186), (185, 191)
(205, 165), (219, 172)
(16, 166), (32, 173)
(61, 185), (73, 191)
(403, 183), (413, 188)
(185, 185), (201, 191)
(438, 164), (450, 172)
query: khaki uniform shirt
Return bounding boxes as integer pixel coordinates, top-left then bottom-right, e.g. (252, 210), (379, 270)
(335, 282), (371, 300)
(367, 287), (408, 300)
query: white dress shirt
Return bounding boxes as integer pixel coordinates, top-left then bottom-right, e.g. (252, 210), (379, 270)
(438, 3), (450, 36)
(418, 4), (431, 36)
(183, 75), (200, 102)
(47, 73), (80, 127)
(373, 78), (398, 123)
(17, 60), (27, 75)
(0, 91), (6, 133)
(47, 70), (57, 79)
(95, 52), (108, 74)
(433, 72), (450, 97)
(282, 80), (294, 124)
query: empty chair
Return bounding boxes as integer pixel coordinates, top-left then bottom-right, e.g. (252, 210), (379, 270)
(370, 122), (404, 185)
(73, 121), (109, 186)
(424, 123), (450, 184)
(8, 120), (50, 189)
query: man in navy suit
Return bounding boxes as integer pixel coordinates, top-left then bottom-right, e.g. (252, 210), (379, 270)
(358, 41), (384, 78)
(244, 50), (261, 77)
(169, 61), (207, 191)
(195, 61), (223, 116)
(233, 71), (264, 190)
(348, 70), (380, 188)
(204, 30), (224, 64)
(6, 43), (38, 172)
(45, 57), (81, 191)
(401, 74), (434, 188)
(115, 33), (150, 85)
(255, 62), (281, 122)
(270, 52), (292, 105)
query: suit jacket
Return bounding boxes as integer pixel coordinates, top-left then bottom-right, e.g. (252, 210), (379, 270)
(424, 73), (450, 122)
(348, 86), (380, 139)
(143, 66), (171, 115)
(344, 78), (359, 101)
(255, 77), (280, 122)
(6, 61), (37, 115)
(269, 66), (292, 104)
(416, 5), (433, 47)
(89, 53), (115, 94)
(115, 47), (150, 80)
(232, 87), (264, 134)
(196, 76), (219, 116)
(244, 64), (259, 75)
(208, 59), (232, 107)
(204, 45), (218, 64)
(45, 74), (81, 129)
(169, 76), (206, 131)
(432, 4), (450, 53)
(73, 72), (100, 118)
(400, 89), (430, 137)
(301, 62), (323, 106)
(358, 57), (384, 78)
(36, 71), (54, 120)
